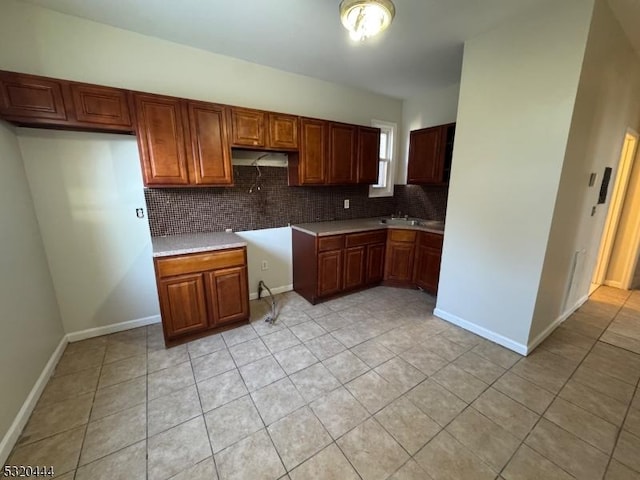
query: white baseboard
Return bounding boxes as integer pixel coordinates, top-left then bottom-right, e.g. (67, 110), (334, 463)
(0, 335), (68, 467)
(434, 293), (589, 356)
(66, 314), (161, 343)
(526, 294), (589, 354)
(249, 284), (293, 301)
(603, 280), (624, 289)
(433, 308), (528, 355)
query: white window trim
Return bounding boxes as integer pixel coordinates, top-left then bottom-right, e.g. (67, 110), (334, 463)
(369, 119), (397, 198)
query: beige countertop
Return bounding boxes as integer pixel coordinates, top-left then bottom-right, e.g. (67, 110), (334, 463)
(292, 217), (445, 237)
(151, 232), (247, 257)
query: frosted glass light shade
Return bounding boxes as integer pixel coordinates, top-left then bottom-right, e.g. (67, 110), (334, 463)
(339, 0), (395, 41)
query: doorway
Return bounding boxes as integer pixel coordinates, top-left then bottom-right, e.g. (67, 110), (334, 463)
(591, 129), (640, 293)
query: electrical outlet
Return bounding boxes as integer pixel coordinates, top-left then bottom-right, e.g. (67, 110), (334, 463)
(261, 260), (268, 271)
(344, 199), (350, 209)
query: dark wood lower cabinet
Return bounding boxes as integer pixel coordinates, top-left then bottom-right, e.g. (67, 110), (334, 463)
(155, 247), (249, 345)
(293, 229), (386, 304)
(413, 232), (444, 294)
(293, 227), (442, 304)
(318, 250), (343, 297)
(158, 274), (208, 338)
(366, 243), (386, 284)
(344, 246), (366, 290)
(207, 266), (249, 325)
(384, 242), (416, 284)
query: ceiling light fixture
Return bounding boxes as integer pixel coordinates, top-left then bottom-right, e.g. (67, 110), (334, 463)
(339, 0), (396, 41)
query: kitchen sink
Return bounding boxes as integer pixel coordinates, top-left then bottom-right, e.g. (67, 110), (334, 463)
(379, 218), (445, 229)
(379, 217), (421, 226)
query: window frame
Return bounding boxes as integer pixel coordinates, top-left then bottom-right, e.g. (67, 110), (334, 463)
(369, 120), (396, 198)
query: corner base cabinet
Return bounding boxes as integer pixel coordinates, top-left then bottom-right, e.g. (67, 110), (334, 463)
(293, 229), (386, 304)
(154, 247), (249, 345)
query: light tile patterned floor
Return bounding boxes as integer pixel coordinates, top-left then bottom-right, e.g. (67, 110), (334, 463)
(5, 285), (640, 480)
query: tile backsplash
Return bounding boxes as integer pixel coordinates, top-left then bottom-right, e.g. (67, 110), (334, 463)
(145, 167), (447, 236)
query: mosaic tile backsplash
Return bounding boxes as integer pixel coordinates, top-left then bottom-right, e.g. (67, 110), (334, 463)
(145, 167), (447, 236)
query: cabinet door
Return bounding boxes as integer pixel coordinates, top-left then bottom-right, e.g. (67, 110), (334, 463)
(230, 107), (265, 147)
(206, 266), (249, 325)
(0, 71), (67, 121)
(299, 118), (327, 184)
(158, 274), (208, 339)
(357, 126), (380, 184)
(69, 84), (132, 130)
(366, 243), (386, 285)
(407, 126), (443, 184)
(343, 246), (365, 291)
(188, 102), (233, 185)
(318, 250), (343, 297)
(413, 245), (442, 294)
(268, 113), (298, 149)
(328, 123), (357, 184)
(384, 242), (415, 283)
(134, 94), (190, 186)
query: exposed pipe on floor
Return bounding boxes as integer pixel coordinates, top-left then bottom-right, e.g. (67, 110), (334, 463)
(257, 280), (278, 325)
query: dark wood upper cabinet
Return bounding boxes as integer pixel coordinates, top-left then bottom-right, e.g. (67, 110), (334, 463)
(268, 113), (298, 149)
(407, 123), (456, 185)
(68, 84), (133, 130)
(187, 101), (232, 185)
(0, 71), (67, 122)
(230, 107), (265, 147)
(328, 122), (357, 184)
(297, 117), (328, 185)
(134, 93), (190, 186)
(357, 126), (381, 184)
(0, 69), (386, 188)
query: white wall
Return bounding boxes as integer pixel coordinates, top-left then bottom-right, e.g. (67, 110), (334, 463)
(397, 84), (460, 184)
(0, 122), (65, 463)
(435, 0), (594, 351)
(0, 0), (402, 127)
(236, 228), (293, 299)
(18, 129), (160, 335)
(530, 0), (640, 342)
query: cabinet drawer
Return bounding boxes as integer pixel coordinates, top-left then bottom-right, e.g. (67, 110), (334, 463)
(345, 230), (386, 247)
(418, 232), (444, 249)
(388, 229), (417, 243)
(318, 235), (345, 252)
(156, 248), (245, 278)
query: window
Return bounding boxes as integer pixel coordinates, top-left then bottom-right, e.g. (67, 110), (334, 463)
(369, 120), (396, 198)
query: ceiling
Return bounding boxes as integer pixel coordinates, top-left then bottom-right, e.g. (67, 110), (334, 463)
(18, 0), (638, 99)
(607, 0), (640, 57)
